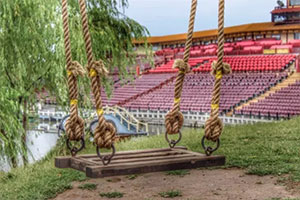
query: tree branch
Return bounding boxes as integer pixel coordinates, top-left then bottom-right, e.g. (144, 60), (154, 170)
(4, 67), (15, 88)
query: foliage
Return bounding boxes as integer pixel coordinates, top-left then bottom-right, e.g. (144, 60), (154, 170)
(0, 0), (149, 166)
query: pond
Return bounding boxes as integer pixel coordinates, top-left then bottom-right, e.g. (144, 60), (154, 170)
(0, 130), (59, 172)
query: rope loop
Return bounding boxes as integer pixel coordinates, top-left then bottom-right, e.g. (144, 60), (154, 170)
(165, 110), (184, 135)
(94, 119), (117, 149)
(172, 59), (190, 74)
(65, 113), (85, 141)
(204, 117), (223, 142)
(211, 61), (231, 77)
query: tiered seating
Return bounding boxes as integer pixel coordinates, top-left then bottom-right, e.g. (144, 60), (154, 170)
(149, 58), (205, 73)
(193, 55), (296, 72)
(123, 72), (288, 113)
(236, 81), (300, 118)
(101, 73), (175, 106)
(154, 39), (300, 57)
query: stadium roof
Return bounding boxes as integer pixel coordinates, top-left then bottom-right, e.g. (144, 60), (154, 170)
(134, 22), (300, 44)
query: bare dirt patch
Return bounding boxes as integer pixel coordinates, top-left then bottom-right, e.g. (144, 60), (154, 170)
(53, 168), (300, 200)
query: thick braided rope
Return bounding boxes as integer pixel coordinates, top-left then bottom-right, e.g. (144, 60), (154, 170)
(62, 0), (85, 141)
(204, 0), (231, 142)
(78, 0), (116, 149)
(165, 0), (197, 135)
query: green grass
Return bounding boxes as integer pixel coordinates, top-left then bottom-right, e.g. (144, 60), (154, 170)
(159, 190), (182, 198)
(78, 183), (97, 190)
(126, 174), (138, 180)
(165, 170), (190, 177)
(1, 117), (300, 199)
(99, 191), (124, 198)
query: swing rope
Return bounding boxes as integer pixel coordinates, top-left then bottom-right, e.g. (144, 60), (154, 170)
(203, 0), (231, 154)
(164, 0), (197, 148)
(62, 0), (85, 156)
(78, 0), (116, 164)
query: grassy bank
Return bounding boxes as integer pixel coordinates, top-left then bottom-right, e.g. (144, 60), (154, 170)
(1, 117), (300, 199)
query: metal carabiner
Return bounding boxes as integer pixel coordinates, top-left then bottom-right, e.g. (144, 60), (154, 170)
(96, 143), (116, 166)
(201, 136), (220, 156)
(165, 131), (182, 148)
(66, 137), (85, 157)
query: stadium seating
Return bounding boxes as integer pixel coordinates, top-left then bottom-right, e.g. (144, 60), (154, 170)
(193, 55), (296, 72)
(149, 58), (205, 73)
(123, 72), (289, 113)
(235, 80), (300, 118)
(101, 73), (175, 106)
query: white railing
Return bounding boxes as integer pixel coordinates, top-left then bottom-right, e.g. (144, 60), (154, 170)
(103, 106), (149, 134)
(36, 106), (149, 134)
(127, 110), (272, 126)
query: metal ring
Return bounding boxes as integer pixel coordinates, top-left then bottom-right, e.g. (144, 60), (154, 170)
(96, 143), (116, 166)
(201, 136), (220, 156)
(66, 137), (85, 157)
(165, 131), (182, 148)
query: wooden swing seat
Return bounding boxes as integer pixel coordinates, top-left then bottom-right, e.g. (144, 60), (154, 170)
(55, 146), (225, 178)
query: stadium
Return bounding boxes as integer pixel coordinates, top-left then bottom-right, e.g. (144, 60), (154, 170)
(98, 0), (300, 127)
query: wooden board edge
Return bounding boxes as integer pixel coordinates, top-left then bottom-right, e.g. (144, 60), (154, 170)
(55, 156), (71, 168)
(85, 155), (226, 178)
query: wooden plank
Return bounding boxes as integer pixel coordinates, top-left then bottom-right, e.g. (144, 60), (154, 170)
(88, 150), (186, 163)
(86, 154), (195, 166)
(55, 147), (225, 178)
(86, 155), (225, 178)
(78, 146), (187, 159)
(55, 156), (71, 168)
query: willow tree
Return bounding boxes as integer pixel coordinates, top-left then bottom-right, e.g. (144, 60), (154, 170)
(0, 0), (148, 167)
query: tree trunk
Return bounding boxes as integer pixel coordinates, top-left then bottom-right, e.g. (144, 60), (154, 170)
(22, 99), (28, 165)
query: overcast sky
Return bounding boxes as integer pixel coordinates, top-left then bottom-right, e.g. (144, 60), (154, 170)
(125, 0), (277, 36)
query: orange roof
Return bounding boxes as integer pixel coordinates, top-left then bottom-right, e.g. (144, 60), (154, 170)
(134, 22), (300, 44)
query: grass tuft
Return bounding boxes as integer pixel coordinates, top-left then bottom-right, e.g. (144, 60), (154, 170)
(126, 174), (138, 180)
(165, 170), (190, 177)
(159, 190), (182, 198)
(99, 191), (124, 198)
(78, 183), (97, 191)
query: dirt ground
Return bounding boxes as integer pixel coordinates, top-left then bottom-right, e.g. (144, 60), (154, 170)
(54, 168), (300, 200)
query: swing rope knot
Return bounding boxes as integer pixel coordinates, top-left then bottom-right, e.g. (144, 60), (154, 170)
(172, 59), (190, 74)
(211, 61), (231, 77)
(165, 108), (184, 135)
(67, 61), (86, 77)
(204, 116), (223, 142)
(65, 108), (85, 141)
(94, 115), (117, 149)
(89, 60), (109, 77)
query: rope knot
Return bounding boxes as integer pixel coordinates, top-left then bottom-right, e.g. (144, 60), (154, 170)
(204, 117), (223, 142)
(90, 60), (109, 77)
(172, 59), (190, 74)
(165, 109), (184, 135)
(211, 61), (231, 77)
(94, 118), (116, 149)
(68, 61), (86, 77)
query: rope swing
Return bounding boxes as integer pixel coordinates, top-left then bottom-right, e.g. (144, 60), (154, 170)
(164, 0), (198, 148)
(202, 0), (231, 156)
(78, 0), (117, 165)
(62, 0), (86, 156)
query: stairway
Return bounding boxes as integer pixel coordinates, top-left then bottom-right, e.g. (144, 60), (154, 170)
(230, 72), (300, 114)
